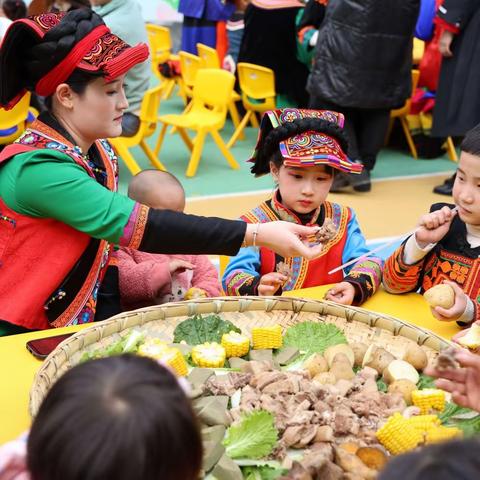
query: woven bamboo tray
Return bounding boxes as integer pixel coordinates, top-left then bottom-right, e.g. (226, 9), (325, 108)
(29, 296), (451, 416)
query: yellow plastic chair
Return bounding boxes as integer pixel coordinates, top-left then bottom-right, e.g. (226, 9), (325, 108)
(196, 43), (242, 138)
(179, 50), (201, 103)
(146, 24), (180, 100)
(0, 92), (34, 145)
(196, 42), (220, 69)
(227, 62), (276, 148)
(109, 84), (166, 175)
(387, 70), (421, 159)
(218, 255), (230, 279)
(413, 38), (425, 65)
(445, 137), (458, 162)
(155, 69), (239, 177)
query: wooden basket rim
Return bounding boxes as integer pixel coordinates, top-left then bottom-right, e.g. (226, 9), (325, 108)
(29, 296), (451, 416)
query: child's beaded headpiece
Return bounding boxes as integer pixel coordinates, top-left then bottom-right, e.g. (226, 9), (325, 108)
(249, 108), (363, 176)
(0, 11), (149, 109)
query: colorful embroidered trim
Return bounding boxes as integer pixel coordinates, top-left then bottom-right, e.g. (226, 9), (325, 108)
(225, 271), (257, 296)
(35, 25), (109, 96)
(121, 203), (149, 250)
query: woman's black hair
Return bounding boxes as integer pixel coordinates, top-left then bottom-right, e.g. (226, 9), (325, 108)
(1, 0), (27, 20)
(378, 438), (480, 480)
(461, 122), (480, 157)
(27, 355), (203, 480)
(251, 117), (349, 176)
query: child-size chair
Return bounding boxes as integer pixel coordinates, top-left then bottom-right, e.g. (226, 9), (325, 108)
(387, 70), (457, 161)
(178, 50), (201, 106)
(196, 43), (242, 138)
(227, 63), (276, 148)
(146, 24), (179, 100)
(155, 69), (239, 177)
(0, 92), (35, 145)
(387, 70), (421, 159)
(109, 84), (166, 175)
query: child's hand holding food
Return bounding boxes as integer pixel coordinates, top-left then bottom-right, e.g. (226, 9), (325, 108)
(324, 282), (355, 305)
(415, 206), (457, 247)
(424, 281), (468, 322)
(258, 272), (288, 296)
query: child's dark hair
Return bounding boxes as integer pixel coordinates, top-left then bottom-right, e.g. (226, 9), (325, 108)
(1, 0), (27, 20)
(461, 122), (480, 156)
(252, 117), (349, 176)
(27, 355), (203, 480)
(378, 438), (480, 480)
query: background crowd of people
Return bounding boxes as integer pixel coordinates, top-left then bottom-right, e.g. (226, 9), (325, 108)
(0, 1), (480, 479)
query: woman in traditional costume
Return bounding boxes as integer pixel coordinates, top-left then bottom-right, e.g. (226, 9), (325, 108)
(0, 10), (322, 335)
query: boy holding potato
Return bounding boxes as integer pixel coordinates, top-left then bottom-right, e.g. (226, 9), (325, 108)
(383, 123), (480, 327)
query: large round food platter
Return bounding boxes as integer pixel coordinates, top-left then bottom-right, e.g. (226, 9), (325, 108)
(30, 297), (479, 479)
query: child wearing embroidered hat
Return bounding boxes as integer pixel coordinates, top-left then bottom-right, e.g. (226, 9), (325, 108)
(223, 108), (383, 305)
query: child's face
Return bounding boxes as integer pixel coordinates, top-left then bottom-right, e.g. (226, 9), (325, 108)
(270, 163), (333, 214)
(453, 152), (480, 226)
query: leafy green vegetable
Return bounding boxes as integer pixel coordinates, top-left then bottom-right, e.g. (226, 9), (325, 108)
(439, 402), (480, 437)
(242, 466), (287, 480)
(283, 322), (347, 354)
(376, 378), (388, 393)
(173, 314), (241, 345)
(417, 373), (436, 390)
(79, 330), (145, 362)
(122, 330), (145, 353)
(223, 410), (278, 459)
(439, 402), (471, 423)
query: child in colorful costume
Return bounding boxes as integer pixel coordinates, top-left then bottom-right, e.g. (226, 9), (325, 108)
(383, 123), (480, 326)
(223, 108), (383, 305)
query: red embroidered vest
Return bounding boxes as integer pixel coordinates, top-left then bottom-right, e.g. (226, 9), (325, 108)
(241, 199), (350, 290)
(0, 120), (118, 330)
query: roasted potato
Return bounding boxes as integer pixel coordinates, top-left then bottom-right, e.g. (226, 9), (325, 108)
(423, 284), (455, 309)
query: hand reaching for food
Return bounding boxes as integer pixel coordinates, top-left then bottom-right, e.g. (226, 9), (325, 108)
(169, 259), (195, 275)
(258, 272), (288, 296)
(324, 282), (355, 305)
(426, 348), (480, 412)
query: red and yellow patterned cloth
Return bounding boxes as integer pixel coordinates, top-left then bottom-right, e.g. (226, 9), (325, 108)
(249, 108), (363, 174)
(0, 12), (148, 109)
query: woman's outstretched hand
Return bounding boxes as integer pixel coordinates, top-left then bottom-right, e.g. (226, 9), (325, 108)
(244, 222), (324, 259)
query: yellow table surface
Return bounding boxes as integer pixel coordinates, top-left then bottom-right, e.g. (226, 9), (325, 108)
(0, 324), (87, 444)
(0, 287), (461, 444)
(284, 285), (461, 340)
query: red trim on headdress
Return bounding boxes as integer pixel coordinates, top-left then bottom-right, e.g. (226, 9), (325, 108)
(35, 25), (109, 96)
(102, 43), (150, 81)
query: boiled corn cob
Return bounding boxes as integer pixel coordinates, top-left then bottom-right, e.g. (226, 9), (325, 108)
(251, 325), (283, 350)
(412, 389), (446, 414)
(425, 425), (463, 444)
(191, 342), (226, 368)
(137, 338), (169, 358)
(406, 415), (441, 432)
(221, 331), (250, 358)
(138, 340), (188, 376)
(376, 413), (423, 455)
(161, 347), (189, 376)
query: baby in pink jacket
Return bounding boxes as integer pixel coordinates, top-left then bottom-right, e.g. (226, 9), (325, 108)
(118, 170), (221, 310)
